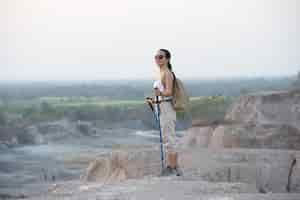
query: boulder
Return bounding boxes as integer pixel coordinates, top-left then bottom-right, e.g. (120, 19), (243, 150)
(82, 149), (161, 183)
(225, 90), (300, 128)
(209, 90), (300, 149)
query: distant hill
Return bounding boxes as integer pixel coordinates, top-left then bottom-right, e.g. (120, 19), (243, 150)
(0, 77), (293, 101)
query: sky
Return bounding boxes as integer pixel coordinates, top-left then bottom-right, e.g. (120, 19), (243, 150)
(1, 0), (299, 81)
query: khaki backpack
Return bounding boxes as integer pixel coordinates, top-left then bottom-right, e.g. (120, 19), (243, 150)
(171, 72), (190, 112)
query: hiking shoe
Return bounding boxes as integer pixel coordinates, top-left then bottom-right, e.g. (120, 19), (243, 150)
(174, 167), (183, 176)
(160, 166), (176, 176)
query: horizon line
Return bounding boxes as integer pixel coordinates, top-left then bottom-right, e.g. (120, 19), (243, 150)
(0, 75), (295, 84)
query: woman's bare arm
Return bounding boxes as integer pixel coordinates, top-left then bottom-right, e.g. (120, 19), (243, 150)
(162, 71), (173, 97)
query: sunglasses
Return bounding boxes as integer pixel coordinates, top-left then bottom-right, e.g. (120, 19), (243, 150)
(154, 55), (165, 60)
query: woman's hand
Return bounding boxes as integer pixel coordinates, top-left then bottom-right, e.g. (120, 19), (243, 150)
(145, 97), (154, 104)
(154, 88), (161, 96)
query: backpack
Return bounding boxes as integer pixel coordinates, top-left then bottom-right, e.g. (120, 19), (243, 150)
(171, 72), (190, 112)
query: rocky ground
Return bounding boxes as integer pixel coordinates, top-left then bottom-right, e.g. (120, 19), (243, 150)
(5, 148), (300, 200)
(3, 89), (300, 199)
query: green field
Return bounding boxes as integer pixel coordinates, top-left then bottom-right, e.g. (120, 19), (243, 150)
(0, 96), (233, 127)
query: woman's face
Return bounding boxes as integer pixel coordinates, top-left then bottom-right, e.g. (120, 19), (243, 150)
(154, 50), (168, 67)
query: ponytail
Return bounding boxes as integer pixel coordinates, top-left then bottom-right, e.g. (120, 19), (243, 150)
(168, 62), (172, 71)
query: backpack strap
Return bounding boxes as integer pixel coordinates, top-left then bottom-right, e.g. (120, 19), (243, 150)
(172, 71), (176, 80)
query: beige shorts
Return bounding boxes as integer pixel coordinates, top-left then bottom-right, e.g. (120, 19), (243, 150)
(159, 101), (177, 153)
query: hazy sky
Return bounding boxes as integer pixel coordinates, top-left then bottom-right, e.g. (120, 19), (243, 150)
(1, 0), (299, 81)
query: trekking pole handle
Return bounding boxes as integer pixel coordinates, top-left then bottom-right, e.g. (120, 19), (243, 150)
(145, 97), (154, 112)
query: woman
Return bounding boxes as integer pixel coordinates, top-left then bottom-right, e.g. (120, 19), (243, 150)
(147, 49), (182, 176)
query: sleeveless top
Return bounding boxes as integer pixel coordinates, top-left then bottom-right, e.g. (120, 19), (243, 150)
(153, 72), (174, 101)
(153, 80), (165, 92)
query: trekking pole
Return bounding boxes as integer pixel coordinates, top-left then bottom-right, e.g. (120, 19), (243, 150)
(155, 95), (165, 170)
(146, 97), (165, 170)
